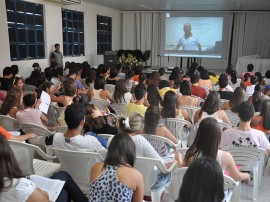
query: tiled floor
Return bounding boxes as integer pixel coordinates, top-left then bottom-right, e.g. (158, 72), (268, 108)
(240, 175), (270, 202)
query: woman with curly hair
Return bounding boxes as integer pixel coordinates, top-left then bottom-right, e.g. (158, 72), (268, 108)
(194, 91), (230, 125)
(0, 88), (22, 118)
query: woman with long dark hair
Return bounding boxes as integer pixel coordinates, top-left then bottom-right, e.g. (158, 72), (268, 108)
(0, 135), (87, 202)
(147, 84), (163, 107)
(183, 117), (250, 183)
(113, 79), (134, 104)
(223, 87), (245, 112)
(89, 133), (144, 202)
(177, 157), (225, 202)
(161, 91), (191, 122)
(251, 99), (270, 134)
(194, 91), (230, 125)
(177, 80), (198, 107)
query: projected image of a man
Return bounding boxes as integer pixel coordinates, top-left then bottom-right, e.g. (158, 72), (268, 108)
(174, 23), (202, 51)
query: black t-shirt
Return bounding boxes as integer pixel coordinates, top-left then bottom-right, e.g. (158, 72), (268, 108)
(0, 78), (11, 91)
(218, 91), (234, 100)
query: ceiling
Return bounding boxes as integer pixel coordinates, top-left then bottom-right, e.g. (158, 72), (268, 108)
(82, 0), (270, 11)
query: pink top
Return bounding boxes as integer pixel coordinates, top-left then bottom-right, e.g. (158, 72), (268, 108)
(16, 108), (45, 128)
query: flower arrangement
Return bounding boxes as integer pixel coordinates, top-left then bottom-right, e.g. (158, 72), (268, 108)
(118, 54), (143, 69)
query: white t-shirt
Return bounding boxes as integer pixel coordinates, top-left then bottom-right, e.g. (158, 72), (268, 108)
(178, 36), (200, 51)
(113, 92), (133, 104)
(220, 128), (270, 150)
(107, 135), (164, 163)
(0, 178), (35, 202)
(53, 132), (107, 158)
(16, 108), (44, 127)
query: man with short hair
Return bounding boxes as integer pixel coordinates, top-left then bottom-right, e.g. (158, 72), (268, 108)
(217, 74), (234, 100)
(53, 103), (107, 157)
(51, 43), (63, 68)
(0, 66), (13, 91)
(174, 23), (202, 51)
(190, 74), (207, 99)
(126, 84), (148, 117)
(220, 101), (270, 156)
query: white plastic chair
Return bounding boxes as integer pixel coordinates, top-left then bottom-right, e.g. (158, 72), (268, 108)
(191, 95), (205, 107)
(179, 105), (201, 124)
(163, 118), (194, 148)
(142, 134), (182, 153)
(90, 98), (110, 111)
(223, 146), (268, 200)
(224, 110), (240, 128)
(52, 147), (104, 194)
(220, 99), (230, 108)
(110, 103), (127, 115)
(105, 84), (115, 94)
(19, 122), (55, 154)
(9, 140), (60, 177)
(264, 156), (270, 176)
(0, 114), (19, 131)
(54, 126), (68, 133)
(134, 156), (177, 202)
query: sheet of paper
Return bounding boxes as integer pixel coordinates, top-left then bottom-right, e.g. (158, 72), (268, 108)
(30, 175), (65, 202)
(39, 91), (51, 114)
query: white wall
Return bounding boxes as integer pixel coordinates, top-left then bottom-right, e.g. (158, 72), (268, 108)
(0, 0), (121, 77)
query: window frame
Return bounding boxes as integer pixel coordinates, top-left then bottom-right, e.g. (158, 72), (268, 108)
(97, 15), (112, 55)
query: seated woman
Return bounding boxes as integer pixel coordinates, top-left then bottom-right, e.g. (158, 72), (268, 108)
(177, 80), (198, 107)
(108, 113), (182, 190)
(147, 84), (163, 107)
(87, 76), (113, 102)
(89, 133), (144, 202)
(0, 134), (88, 202)
(176, 157), (225, 202)
(223, 87), (245, 112)
(158, 80), (176, 99)
(251, 99), (270, 134)
(183, 117), (250, 183)
(8, 77), (24, 92)
(106, 67), (119, 85)
(0, 88), (22, 118)
(84, 104), (118, 135)
(144, 106), (179, 159)
(161, 91), (191, 123)
(198, 70), (212, 89)
(194, 91), (231, 125)
(113, 79), (134, 104)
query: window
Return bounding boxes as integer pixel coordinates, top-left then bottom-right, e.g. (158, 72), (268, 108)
(62, 9), (84, 56)
(5, 0), (45, 61)
(97, 15), (112, 55)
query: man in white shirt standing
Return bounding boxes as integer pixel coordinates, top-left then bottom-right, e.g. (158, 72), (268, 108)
(220, 101), (270, 156)
(174, 23), (202, 51)
(53, 103), (107, 158)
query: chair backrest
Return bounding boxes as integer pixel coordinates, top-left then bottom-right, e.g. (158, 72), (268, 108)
(224, 110), (240, 128)
(52, 147), (104, 193)
(19, 122), (54, 137)
(191, 95), (205, 107)
(223, 146), (267, 171)
(220, 99), (229, 108)
(89, 98), (110, 111)
(23, 84), (36, 92)
(179, 106), (200, 123)
(110, 103), (127, 115)
(0, 114), (19, 131)
(134, 156), (174, 196)
(104, 84), (115, 94)
(9, 140), (55, 175)
(142, 134), (181, 154)
(54, 126), (68, 133)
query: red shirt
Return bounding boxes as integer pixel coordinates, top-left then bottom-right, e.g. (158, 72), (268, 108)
(191, 85), (207, 99)
(0, 126), (11, 139)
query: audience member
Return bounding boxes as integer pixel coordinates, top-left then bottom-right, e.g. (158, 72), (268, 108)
(217, 74), (234, 100)
(241, 63), (254, 81)
(89, 133), (144, 202)
(158, 80), (176, 98)
(0, 67), (12, 91)
(220, 101), (270, 156)
(147, 84), (163, 107)
(0, 88), (22, 118)
(158, 67), (166, 80)
(113, 79), (134, 104)
(176, 157), (225, 202)
(194, 91), (230, 125)
(223, 87), (245, 112)
(0, 125), (37, 141)
(243, 73), (252, 87)
(106, 67), (119, 85)
(178, 80), (198, 106)
(0, 135), (87, 202)
(198, 70), (212, 89)
(53, 103), (107, 158)
(190, 74), (207, 99)
(126, 84), (148, 116)
(9, 77), (24, 91)
(116, 64), (125, 79)
(251, 99), (270, 134)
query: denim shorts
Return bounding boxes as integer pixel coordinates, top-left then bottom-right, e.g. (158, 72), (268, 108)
(151, 173), (171, 190)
